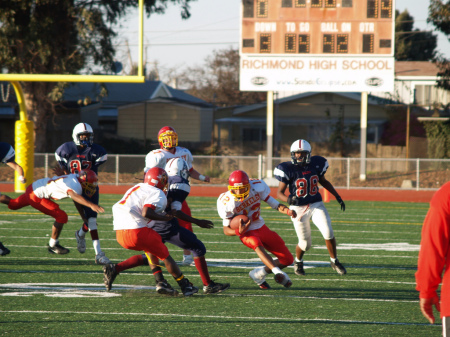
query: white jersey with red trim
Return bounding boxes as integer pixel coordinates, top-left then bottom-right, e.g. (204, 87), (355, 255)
(217, 179), (275, 231)
(32, 174), (82, 200)
(112, 183), (167, 230)
(144, 147), (193, 173)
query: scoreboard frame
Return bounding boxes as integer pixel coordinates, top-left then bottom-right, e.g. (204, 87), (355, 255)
(239, 0), (395, 92)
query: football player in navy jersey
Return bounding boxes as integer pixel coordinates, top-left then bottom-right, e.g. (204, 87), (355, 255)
(55, 123), (110, 265)
(274, 139), (347, 276)
(0, 142), (26, 256)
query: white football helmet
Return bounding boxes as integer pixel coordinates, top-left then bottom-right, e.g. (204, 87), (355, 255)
(165, 157), (190, 180)
(290, 139), (312, 166)
(72, 123), (94, 147)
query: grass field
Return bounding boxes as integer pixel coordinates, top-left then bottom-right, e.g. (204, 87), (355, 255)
(0, 194), (441, 336)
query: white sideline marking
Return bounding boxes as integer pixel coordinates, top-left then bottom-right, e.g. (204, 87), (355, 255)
(338, 243), (420, 251)
(0, 309), (439, 327)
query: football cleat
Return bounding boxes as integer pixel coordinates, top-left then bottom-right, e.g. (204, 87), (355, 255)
(75, 231), (86, 254)
(0, 242), (11, 256)
(156, 280), (179, 296)
(95, 251), (111, 265)
(203, 280), (231, 294)
(179, 278), (199, 297)
(103, 263), (118, 291)
(249, 266), (267, 287)
(294, 261), (306, 276)
(274, 272), (292, 288)
(182, 254), (194, 266)
(259, 281), (271, 290)
(331, 259), (347, 275)
(48, 243), (70, 255)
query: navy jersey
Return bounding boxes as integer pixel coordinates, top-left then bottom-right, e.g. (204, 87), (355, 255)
(55, 142), (107, 175)
(152, 176), (191, 238)
(274, 156), (329, 206)
(167, 175), (190, 206)
(0, 142), (15, 163)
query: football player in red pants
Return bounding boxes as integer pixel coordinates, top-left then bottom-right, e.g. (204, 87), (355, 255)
(0, 170), (103, 254)
(144, 126), (211, 265)
(103, 167), (198, 296)
(217, 170), (296, 290)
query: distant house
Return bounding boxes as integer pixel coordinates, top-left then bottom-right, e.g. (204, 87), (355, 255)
(214, 91), (394, 155)
(373, 61), (450, 107)
(60, 80), (213, 147)
(213, 61), (450, 155)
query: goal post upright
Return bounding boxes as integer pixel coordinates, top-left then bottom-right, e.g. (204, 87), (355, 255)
(0, 0), (145, 191)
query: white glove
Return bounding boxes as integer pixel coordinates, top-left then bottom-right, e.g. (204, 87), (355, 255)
(18, 175), (26, 184)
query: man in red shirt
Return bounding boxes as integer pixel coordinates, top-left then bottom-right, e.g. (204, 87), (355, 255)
(416, 181), (450, 335)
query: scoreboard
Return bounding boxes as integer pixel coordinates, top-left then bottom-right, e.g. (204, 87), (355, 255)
(239, 0), (395, 92)
(241, 0), (393, 55)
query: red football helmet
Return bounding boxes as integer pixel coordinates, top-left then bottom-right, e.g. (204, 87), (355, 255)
(144, 167), (169, 191)
(228, 170), (250, 201)
(158, 126), (178, 149)
(77, 169), (98, 197)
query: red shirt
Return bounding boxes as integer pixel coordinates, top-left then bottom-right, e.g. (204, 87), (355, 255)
(416, 181), (450, 318)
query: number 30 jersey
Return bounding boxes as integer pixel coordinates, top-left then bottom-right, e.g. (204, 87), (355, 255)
(217, 179), (278, 231)
(274, 156), (329, 206)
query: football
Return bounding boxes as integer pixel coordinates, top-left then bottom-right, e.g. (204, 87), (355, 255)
(230, 214), (250, 230)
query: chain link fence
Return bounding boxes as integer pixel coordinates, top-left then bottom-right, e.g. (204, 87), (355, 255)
(1, 153), (449, 191)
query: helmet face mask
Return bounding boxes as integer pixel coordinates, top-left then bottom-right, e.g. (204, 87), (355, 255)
(77, 169), (98, 197)
(228, 170), (250, 202)
(144, 167), (169, 192)
(290, 139), (311, 166)
(158, 126), (178, 149)
(72, 123), (94, 147)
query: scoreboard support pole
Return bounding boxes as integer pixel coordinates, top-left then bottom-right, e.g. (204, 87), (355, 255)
(266, 91), (274, 178)
(360, 92), (368, 181)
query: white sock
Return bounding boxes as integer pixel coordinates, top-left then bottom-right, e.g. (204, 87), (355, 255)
(331, 257), (336, 263)
(295, 257), (303, 263)
(93, 240), (101, 255)
(49, 238), (58, 247)
(78, 228), (85, 238)
(271, 266), (283, 275)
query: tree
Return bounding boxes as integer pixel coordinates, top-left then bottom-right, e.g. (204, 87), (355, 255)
(428, 1), (450, 90)
(178, 48), (266, 106)
(0, 0), (192, 152)
(395, 9), (437, 61)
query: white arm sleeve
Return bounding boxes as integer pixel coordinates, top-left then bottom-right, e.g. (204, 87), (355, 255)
(265, 196), (280, 210)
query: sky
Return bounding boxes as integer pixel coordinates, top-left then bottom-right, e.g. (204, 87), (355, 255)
(113, 0), (450, 81)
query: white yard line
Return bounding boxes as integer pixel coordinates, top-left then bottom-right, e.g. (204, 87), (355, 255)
(0, 308), (438, 327)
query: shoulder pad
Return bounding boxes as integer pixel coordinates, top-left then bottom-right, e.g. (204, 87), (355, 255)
(250, 179), (267, 192)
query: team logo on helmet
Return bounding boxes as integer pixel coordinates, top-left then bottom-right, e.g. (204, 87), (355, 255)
(165, 157), (190, 180)
(144, 167), (169, 192)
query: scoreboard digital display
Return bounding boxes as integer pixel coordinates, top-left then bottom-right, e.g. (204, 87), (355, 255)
(241, 0), (393, 55)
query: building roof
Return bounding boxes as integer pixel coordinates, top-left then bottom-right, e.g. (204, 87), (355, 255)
(233, 92), (400, 115)
(395, 61), (440, 77)
(63, 80), (211, 107)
